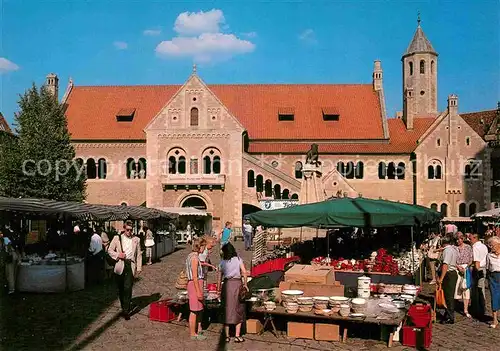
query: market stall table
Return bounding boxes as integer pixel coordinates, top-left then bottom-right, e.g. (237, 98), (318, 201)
(250, 301), (407, 347)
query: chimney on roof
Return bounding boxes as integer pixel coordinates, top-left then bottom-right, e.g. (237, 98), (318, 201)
(372, 60), (383, 91)
(45, 73), (59, 101)
(447, 94), (458, 115)
(403, 88), (415, 130)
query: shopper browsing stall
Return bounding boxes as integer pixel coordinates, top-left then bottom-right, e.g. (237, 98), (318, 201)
(186, 238), (207, 341)
(487, 236), (500, 328)
(437, 234), (459, 324)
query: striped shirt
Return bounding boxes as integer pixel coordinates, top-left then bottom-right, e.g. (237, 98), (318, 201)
(186, 252), (204, 281)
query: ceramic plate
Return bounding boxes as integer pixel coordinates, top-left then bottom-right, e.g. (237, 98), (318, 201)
(282, 290), (304, 295)
(350, 313), (365, 317)
(329, 296), (349, 301)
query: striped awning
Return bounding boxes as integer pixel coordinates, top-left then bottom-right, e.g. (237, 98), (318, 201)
(0, 197), (177, 221)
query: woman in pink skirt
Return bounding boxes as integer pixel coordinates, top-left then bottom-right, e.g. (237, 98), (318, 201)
(186, 238), (207, 340)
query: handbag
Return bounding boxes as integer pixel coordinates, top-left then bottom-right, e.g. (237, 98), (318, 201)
(175, 269), (189, 290)
(238, 282), (251, 301)
(435, 286), (447, 308)
(466, 268), (473, 289)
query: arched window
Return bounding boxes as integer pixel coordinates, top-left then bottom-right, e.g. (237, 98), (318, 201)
(420, 60), (425, 74)
(274, 184), (281, 199)
(469, 203), (477, 216)
(264, 179), (273, 197)
(337, 162), (345, 176)
(282, 189), (290, 199)
(213, 156), (221, 174)
(345, 161), (355, 179)
(190, 107), (199, 126)
(431, 60), (435, 74)
(256, 175), (264, 193)
(178, 156), (186, 174)
(291, 193), (299, 200)
(355, 161), (364, 179)
(396, 162), (405, 180)
(409, 61), (414, 76)
(378, 162), (386, 179)
(465, 159), (481, 180)
(126, 158), (136, 179)
(97, 158), (107, 179)
(201, 147), (221, 174)
(167, 147), (186, 174)
(247, 170), (255, 187)
(190, 157), (198, 174)
(137, 158), (147, 179)
(459, 203), (467, 217)
(440, 203), (448, 217)
(428, 160), (443, 180)
(427, 165), (435, 180)
(168, 156), (177, 174)
(387, 162), (396, 179)
(203, 156), (211, 174)
(86, 158), (96, 179)
(431, 203), (438, 211)
(295, 161), (303, 179)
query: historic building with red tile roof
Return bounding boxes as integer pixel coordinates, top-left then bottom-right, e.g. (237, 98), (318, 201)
(54, 21), (499, 231)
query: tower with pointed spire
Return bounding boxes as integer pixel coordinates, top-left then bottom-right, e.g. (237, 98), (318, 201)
(402, 14), (438, 129)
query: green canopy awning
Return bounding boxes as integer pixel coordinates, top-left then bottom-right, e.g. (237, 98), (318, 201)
(247, 197), (442, 228)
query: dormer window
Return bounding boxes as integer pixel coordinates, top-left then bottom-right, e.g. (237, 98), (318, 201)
(322, 107), (339, 121)
(278, 107), (294, 121)
(116, 108), (136, 122)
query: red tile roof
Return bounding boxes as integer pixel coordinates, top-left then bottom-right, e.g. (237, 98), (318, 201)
(248, 117), (435, 154)
(461, 109), (498, 138)
(64, 84), (384, 141)
(0, 113), (12, 134)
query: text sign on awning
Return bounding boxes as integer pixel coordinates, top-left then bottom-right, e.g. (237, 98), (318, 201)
(259, 200), (299, 211)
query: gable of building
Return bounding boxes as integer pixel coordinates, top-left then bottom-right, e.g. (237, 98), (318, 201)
(461, 109), (498, 141)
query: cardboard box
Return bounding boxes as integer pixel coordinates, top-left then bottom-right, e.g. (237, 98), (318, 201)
(288, 322), (314, 339)
(285, 264), (335, 285)
(315, 323), (340, 341)
(279, 281), (344, 299)
(246, 319), (263, 334)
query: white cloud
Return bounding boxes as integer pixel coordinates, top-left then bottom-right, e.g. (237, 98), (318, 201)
(156, 33), (255, 62)
(0, 57), (19, 74)
(174, 9), (225, 35)
(242, 31), (257, 38)
(157, 9), (255, 63)
(299, 29), (317, 44)
(113, 41), (128, 50)
(143, 29), (161, 36)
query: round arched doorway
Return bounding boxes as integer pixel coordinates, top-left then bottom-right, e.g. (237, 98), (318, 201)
(181, 196), (208, 210)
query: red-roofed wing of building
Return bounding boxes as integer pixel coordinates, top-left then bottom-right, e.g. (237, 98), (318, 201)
(0, 113), (12, 134)
(64, 83), (385, 142)
(461, 109), (499, 140)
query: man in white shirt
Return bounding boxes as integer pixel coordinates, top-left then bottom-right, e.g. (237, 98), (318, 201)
(470, 233), (488, 319)
(242, 220), (253, 251)
(437, 234), (458, 324)
(87, 230), (103, 284)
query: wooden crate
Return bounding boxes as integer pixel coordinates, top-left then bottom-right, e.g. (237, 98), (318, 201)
(285, 264), (335, 285)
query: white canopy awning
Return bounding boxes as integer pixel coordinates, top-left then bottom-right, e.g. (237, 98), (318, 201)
(441, 216), (474, 223)
(471, 208), (500, 219)
(159, 207), (210, 217)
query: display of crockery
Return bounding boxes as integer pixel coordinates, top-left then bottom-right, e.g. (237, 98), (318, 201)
(391, 299), (407, 309)
(379, 303), (399, 313)
(263, 301), (276, 311)
(285, 302), (299, 314)
(399, 294), (415, 302)
(349, 313), (365, 318)
(297, 297), (313, 304)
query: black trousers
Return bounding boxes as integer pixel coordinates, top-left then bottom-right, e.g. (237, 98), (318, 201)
(442, 270), (458, 321)
(115, 261), (134, 314)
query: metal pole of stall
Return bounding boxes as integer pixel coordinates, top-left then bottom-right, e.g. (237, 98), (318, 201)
(410, 226), (415, 284)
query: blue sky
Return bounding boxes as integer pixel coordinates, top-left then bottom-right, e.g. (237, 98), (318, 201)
(1, 0), (499, 126)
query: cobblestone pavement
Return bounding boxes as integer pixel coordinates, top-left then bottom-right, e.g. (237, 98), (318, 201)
(1, 241), (500, 351)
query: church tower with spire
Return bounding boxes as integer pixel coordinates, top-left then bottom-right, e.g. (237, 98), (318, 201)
(402, 15), (438, 129)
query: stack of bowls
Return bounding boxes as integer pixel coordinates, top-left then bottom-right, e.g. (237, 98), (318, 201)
(351, 298), (367, 314)
(329, 296), (349, 313)
(263, 301), (276, 311)
(297, 297), (314, 312)
(339, 304), (351, 317)
(313, 296), (330, 310)
(281, 290), (304, 307)
(285, 302), (299, 314)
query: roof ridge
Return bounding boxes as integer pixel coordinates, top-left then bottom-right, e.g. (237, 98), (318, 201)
(72, 83), (373, 88)
(460, 109), (498, 115)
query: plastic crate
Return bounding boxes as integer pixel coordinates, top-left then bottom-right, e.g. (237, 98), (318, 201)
(149, 299), (177, 323)
(407, 304), (432, 328)
(402, 319), (432, 349)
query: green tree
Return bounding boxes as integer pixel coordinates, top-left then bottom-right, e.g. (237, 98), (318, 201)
(1, 84), (86, 201)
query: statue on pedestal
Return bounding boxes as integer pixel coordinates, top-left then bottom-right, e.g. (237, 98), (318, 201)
(305, 143), (320, 166)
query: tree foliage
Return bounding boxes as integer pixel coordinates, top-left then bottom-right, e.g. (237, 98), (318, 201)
(0, 84), (86, 201)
